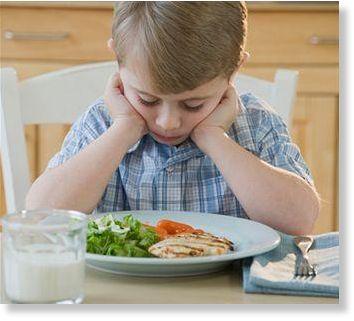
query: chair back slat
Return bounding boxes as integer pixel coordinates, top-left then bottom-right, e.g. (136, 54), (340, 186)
(20, 61), (118, 124)
(1, 68), (31, 212)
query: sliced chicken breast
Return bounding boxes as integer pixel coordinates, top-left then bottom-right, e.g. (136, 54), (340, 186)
(148, 232), (234, 258)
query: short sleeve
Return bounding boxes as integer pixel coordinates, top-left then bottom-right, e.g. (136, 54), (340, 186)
(256, 111), (314, 186)
(47, 98), (112, 169)
(46, 123), (90, 169)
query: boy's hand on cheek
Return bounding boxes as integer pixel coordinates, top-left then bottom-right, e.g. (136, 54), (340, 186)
(191, 84), (240, 150)
(104, 72), (148, 140)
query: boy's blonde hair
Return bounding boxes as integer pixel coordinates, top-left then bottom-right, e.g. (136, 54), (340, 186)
(112, 1), (247, 94)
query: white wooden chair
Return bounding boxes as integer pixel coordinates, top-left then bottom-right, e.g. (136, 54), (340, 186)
(0, 62), (298, 213)
(235, 70), (298, 126)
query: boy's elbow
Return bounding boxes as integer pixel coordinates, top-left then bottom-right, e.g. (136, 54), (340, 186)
(25, 179), (53, 210)
(305, 186), (321, 233)
(25, 188), (43, 210)
(292, 187), (321, 236)
(25, 170), (57, 210)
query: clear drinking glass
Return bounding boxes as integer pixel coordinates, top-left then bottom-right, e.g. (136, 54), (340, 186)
(1, 209), (87, 304)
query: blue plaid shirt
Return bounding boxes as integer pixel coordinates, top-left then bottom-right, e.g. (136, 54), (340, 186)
(48, 93), (313, 218)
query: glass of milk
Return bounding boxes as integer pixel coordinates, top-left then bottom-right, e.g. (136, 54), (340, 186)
(1, 209), (87, 304)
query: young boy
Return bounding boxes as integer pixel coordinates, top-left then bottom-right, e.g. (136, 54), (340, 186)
(26, 2), (320, 235)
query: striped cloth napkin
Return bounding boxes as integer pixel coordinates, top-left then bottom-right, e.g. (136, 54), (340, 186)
(242, 232), (339, 297)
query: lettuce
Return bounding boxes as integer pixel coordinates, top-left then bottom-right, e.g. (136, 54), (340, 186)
(86, 214), (159, 257)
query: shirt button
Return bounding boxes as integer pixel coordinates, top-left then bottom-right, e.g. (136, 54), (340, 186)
(166, 166), (174, 175)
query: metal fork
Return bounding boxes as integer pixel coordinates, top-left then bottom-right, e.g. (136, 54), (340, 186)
(293, 236), (317, 278)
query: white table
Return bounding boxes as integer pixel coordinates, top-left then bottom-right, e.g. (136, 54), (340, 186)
(0, 234), (338, 304)
(82, 264), (338, 304)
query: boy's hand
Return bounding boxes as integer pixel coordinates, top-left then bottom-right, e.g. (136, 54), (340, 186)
(104, 72), (148, 141)
(191, 84), (240, 149)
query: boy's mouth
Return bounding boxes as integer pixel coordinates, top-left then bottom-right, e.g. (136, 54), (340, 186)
(150, 131), (185, 144)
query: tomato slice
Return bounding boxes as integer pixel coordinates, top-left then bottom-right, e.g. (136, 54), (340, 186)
(146, 220), (204, 240)
(156, 219), (195, 235)
(155, 226), (169, 240)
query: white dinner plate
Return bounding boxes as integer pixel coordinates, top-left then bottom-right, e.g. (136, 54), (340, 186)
(85, 210), (280, 277)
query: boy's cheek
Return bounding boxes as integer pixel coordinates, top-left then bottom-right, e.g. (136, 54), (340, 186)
(121, 90), (148, 120)
(200, 99), (221, 119)
(128, 98), (151, 121)
(123, 90), (140, 109)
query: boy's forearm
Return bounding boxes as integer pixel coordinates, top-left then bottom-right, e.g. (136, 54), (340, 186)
(195, 128), (320, 235)
(26, 122), (139, 213)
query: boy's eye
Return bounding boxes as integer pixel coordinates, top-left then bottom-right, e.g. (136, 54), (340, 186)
(138, 97), (160, 106)
(183, 103), (204, 112)
(138, 95), (204, 111)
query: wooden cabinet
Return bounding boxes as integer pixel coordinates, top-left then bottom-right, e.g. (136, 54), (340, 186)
(292, 96), (338, 233)
(247, 10), (338, 64)
(1, 6), (113, 61)
(0, 2), (339, 234)
(242, 67), (339, 234)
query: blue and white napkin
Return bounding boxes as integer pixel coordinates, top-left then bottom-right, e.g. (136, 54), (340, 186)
(242, 232), (339, 297)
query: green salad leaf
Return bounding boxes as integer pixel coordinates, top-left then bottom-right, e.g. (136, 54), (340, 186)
(86, 214), (159, 257)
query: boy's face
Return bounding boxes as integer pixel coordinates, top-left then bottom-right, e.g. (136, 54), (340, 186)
(120, 65), (229, 146)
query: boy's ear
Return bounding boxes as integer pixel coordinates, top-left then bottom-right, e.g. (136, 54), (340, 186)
(107, 38), (120, 69)
(239, 51), (250, 68)
(107, 38), (114, 52)
(229, 51), (250, 83)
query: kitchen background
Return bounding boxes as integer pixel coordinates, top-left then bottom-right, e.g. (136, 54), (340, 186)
(0, 1), (339, 234)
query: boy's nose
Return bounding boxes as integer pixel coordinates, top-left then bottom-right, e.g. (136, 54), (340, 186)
(155, 108), (182, 132)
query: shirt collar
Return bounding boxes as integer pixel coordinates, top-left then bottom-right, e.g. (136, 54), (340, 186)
(126, 136), (145, 153)
(238, 94), (247, 114)
(165, 137), (205, 163)
(127, 133), (204, 161)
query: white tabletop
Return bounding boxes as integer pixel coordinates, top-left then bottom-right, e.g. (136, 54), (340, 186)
(82, 264), (338, 304)
(0, 234), (338, 304)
